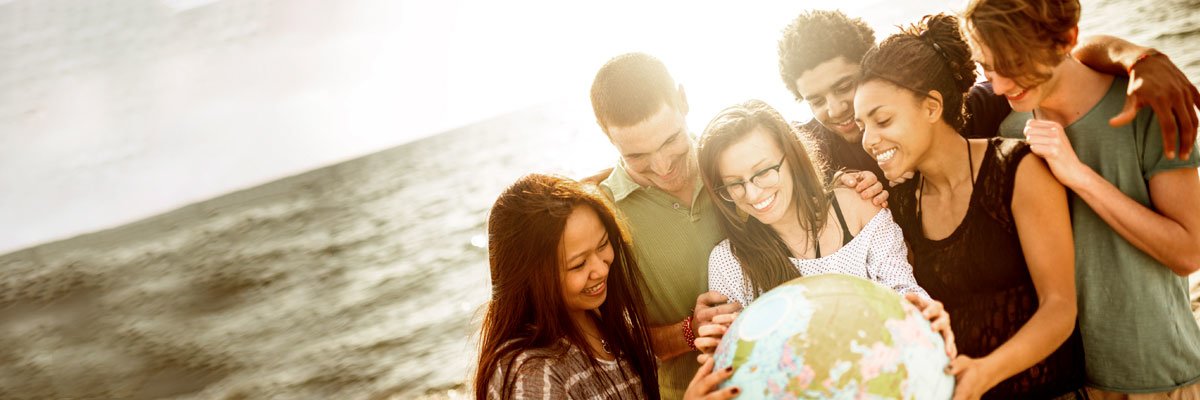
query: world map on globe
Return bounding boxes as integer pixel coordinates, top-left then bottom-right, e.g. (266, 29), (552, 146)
(713, 274), (954, 399)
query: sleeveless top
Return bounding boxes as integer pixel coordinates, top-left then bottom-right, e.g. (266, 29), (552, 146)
(890, 138), (1085, 399)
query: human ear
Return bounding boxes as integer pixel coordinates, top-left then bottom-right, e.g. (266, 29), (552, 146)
(923, 90), (944, 123)
(677, 84), (690, 116)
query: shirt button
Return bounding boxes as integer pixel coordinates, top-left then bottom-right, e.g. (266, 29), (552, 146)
(673, 203), (681, 209)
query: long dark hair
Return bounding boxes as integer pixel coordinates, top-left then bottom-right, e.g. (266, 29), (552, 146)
(697, 99), (830, 299)
(858, 13), (978, 131)
(474, 173), (658, 399)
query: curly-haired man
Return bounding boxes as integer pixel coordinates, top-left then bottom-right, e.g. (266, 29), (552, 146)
(778, 9), (1198, 186)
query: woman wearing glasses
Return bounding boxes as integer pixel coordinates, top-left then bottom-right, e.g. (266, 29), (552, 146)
(693, 99), (953, 355)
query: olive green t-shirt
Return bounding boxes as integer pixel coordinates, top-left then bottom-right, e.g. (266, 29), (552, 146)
(999, 76), (1200, 392)
(600, 161), (724, 400)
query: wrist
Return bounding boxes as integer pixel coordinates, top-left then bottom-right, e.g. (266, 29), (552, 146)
(1127, 48), (1164, 74)
(681, 315), (698, 351)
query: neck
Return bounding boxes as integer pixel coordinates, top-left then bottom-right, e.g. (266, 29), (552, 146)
(770, 204), (811, 256)
(1034, 58), (1113, 126)
(571, 309), (598, 337)
(915, 123), (973, 195)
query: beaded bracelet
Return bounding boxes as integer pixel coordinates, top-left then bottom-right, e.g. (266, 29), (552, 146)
(1128, 49), (1164, 74)
(681, 315), (697, 351)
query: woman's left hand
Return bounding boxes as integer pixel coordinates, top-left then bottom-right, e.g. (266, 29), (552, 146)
(1023, 119), (1087, 187)
(905, 293), (956, 358)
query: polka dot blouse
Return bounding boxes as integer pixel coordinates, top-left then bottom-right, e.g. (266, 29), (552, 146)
(708, 208), (930, 306)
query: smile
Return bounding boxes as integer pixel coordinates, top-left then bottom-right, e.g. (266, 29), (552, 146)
(583, 281), (605, 296)
(1006, 88), (1028, 101)
(831, 118), (856, 131)
(875, 148), (897, 162)
(753, 193), (776, 211)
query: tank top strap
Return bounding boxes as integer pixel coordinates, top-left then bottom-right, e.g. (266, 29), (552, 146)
(829, 194), (855, 246)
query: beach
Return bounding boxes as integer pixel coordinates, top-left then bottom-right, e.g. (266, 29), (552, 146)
(1, 0), (1199, 398)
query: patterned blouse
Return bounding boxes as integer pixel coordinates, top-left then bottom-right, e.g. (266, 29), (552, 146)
(708, 208), (929, 306)
(486, 340), (646, 400)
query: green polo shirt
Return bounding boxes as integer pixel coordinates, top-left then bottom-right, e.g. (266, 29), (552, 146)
(998, 76), (1200, 392)
(599, 161), (724, 400)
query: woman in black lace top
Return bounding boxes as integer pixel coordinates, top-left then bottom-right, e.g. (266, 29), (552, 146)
(852, 14), (1085, 400)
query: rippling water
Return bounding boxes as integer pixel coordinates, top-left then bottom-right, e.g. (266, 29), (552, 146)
(0, 0), (1196, 398)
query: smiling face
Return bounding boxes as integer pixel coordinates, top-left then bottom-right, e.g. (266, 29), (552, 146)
(854, 80), (938, 182)
(969, 34), (1066, 113)
(559, 205), (613, 319)
(794, 56), (862, 143)
(607, 102), (696, 194)
(715, 126), (794, 227)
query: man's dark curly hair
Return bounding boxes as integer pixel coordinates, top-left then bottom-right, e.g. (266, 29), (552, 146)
(778, 10), (876, 101)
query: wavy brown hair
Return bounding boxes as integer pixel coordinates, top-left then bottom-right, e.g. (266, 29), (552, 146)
(473, 174), (658, 400)
(859, 13), (979, 131)
(697, 99), (830, 299)
(963, 0), (1080, 88)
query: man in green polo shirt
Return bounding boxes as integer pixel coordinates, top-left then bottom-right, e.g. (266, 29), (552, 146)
(588, 52), (735, 400)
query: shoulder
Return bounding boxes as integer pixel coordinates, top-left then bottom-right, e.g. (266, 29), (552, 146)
(832, 187), (882, 232)
(488, 343), (568, 392)
(1010, 148), (1062, 208)
(708, 240), (741, 272)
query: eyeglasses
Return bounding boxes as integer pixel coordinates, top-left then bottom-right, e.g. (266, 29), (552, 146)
(713, 156), (786, 202)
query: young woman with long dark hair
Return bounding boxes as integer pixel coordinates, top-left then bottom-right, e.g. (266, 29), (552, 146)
(474, 173), (737, 399)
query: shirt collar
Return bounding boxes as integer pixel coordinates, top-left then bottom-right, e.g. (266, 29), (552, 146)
(600, 159), (706, 203)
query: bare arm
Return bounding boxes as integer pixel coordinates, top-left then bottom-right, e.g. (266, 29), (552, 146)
(650, 321), (693, 361)
(950, 156), (1077, 398)
(1069, 166), (1200, 275)
(1026, 118), (1200, 275)
(1074, 35), (1200, 160)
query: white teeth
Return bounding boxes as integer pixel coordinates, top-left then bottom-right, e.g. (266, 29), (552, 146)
(875, 148), (897, 162)
(584, 282), (603, 295)
(753, 194), (774, 210)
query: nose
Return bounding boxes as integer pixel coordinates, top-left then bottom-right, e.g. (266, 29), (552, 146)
(861, 123), (879, 153)
(990, 72), (1017, 96)
(743, 179), (767, 201)
(588, 255), (609, 279)
(650, 151), (673, 176)
(828, 94), (851, 120)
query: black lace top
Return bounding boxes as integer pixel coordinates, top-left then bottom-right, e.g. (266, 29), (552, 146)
(890, 138), (1084, 399)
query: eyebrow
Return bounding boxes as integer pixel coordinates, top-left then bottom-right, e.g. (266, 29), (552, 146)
(803, 76), (855, 102)
(854, 105), (884, 123)
(566, 231), (610, 265)
(622, 127), (684, 158)
(721, 158), (774, 181)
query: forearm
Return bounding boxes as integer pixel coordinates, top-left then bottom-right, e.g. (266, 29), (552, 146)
(650, 322), (692, 361)
(1069, 168), (1199, 275)
(1073, 35), (1149, 76)
(979, 294), (1076, 389)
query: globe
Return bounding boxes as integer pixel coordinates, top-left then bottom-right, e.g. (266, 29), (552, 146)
(713, 274), (954, 399)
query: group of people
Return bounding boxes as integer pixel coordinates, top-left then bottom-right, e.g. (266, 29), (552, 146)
(473, 0), (1200, 399)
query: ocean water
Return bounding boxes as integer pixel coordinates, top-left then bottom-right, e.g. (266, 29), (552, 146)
(0, 0), (1197, 399)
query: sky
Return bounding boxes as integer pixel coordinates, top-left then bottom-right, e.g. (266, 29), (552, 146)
(0, 0), (963, 254)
